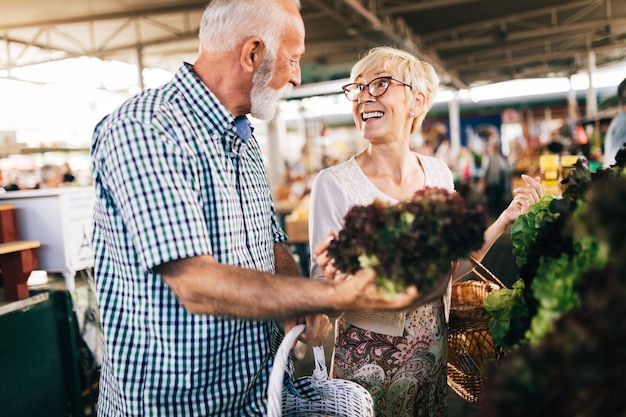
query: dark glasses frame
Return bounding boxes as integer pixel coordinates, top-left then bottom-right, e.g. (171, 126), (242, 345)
(341, 76), (413, 101)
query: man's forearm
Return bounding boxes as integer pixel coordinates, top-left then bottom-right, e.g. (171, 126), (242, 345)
(159, 253), (336, 320)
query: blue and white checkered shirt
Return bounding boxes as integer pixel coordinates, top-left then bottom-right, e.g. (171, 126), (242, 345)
(91, 62), (287, 416)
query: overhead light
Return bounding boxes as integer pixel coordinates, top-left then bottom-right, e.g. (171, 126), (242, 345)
(285, 79), (348, 99)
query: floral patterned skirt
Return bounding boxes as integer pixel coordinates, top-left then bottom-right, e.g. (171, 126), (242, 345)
(331, 300), (448, 417)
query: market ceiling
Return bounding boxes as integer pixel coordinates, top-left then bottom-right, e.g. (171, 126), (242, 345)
(2, 0), (626, 92)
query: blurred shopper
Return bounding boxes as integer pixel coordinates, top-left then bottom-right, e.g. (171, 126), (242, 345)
(480, 141), (511, 217)
(457, 146), (477, 184)
(62, 162), (76, 183)
(90, 2), (431, 416)
(507, 135), (530, 176)
(309, 46), (542, 417)
(431, 123), (456, 170)
(1, 170), (21, 191)
(603, 77), (626, 168)
(34, 164), (63, 189)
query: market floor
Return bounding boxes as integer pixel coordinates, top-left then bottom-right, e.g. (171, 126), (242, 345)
(448, 389), (478, 417)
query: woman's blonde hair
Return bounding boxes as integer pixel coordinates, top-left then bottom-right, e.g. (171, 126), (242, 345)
(350, 46), (440, 134)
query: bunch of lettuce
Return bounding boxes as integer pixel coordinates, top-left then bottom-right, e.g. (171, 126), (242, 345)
(480, 147), (626, 417)
(484, 148), (624, 348)
(327, 187), (487, 295)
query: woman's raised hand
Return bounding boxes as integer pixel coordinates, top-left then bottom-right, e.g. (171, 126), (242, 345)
(501, 174), (543, 223)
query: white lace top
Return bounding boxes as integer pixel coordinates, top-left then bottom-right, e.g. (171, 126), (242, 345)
(308, 153), (455, 336)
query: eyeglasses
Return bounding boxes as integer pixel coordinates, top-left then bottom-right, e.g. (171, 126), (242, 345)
(341, 76), (413, 101)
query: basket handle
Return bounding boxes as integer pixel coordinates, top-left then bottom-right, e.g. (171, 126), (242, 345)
(311, 345), (328, 381)
(469, 256), (507, 289)
(267, 323), (306, 417)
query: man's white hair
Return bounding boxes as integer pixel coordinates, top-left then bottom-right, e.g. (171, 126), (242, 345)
(198, 0), (301, 57)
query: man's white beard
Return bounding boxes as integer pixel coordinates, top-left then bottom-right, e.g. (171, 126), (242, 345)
(250, 57), (293, 121)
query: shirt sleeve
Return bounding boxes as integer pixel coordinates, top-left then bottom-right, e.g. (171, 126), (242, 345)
(308, 169), (350, 279)
(96, 116), (211, 271)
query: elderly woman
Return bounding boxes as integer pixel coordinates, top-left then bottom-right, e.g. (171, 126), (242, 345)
(309, 46), (542, 417)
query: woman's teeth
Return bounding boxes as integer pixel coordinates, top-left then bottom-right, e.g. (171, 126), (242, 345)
(362, 111), (383, 121)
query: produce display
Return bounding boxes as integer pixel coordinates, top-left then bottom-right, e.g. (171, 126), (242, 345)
(480, 146), (626, 416)
(327, 187), (487, 295)
(484, 153), (613, 348)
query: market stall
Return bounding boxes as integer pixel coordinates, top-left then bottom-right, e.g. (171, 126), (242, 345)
(0, 187), (100, 416)
(0, 186), (95, 292)
(0, 280), (100, 417)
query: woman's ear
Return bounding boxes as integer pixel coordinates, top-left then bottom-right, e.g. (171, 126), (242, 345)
(241, 37), (264, 74)
(411, 92), (426, 116)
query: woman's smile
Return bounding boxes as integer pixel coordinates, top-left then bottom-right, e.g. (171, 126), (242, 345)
(362, 111), (384, 121)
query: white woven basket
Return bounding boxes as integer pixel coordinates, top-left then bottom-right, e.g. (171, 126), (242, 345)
(267, 324), (375, 417)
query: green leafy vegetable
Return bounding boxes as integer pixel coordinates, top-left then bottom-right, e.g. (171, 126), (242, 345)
(510, 194), (557, 269)
(478, 145), (626, 417)
(486, 152), (622, 349)
(484, 279), (529, 348)
(526, 237), (607, 344)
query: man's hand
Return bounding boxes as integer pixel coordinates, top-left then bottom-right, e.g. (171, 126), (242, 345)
(314, 232), (452, 312)
(335, 267), (449, 312)
(282, 314), (332, 347)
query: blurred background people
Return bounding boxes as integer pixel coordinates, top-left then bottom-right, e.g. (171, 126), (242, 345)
(480, 141), (511, 217)
(457, 146), (477, 185)
(430, 123), (456, 170)
(62, 162), (76, 184)
(34, 164), (63, 189)
(603, 77), (626, 168)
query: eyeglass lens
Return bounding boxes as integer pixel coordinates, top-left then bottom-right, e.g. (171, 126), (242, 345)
(343, 77), (395, 101)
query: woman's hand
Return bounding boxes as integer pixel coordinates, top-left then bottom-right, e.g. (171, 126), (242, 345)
(501, 174), (543, 224)
(313, 231), (349, 282)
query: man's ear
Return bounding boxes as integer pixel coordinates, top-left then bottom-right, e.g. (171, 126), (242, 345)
(241, 37), (264, 73)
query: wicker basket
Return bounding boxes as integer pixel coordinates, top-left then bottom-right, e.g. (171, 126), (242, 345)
(267, 324), (375, 417)
(447, 258), (509, 403)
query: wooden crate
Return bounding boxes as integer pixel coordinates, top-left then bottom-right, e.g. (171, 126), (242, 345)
(285, 218), (309, 243)
(0, 204), (17, 243)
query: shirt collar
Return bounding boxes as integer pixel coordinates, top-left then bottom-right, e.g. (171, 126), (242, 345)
(175, 63), (254, 152)
(234, 116), (252, 143)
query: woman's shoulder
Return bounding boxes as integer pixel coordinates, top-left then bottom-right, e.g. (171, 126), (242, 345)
(313, 156), (377, 206)
(415, 152), (455, 190)
(415, 151), (445, 166)
(325, 156), (358, 172)
(315, 157), (358, 183)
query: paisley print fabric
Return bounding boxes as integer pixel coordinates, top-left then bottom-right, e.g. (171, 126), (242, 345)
(331, 298), (448, 417)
